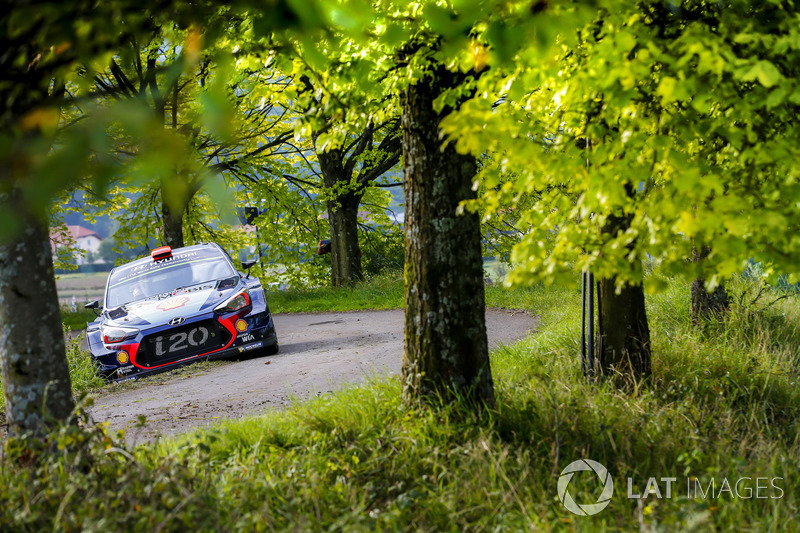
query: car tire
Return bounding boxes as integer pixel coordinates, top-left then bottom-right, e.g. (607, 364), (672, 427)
(264, 340), (279, 356)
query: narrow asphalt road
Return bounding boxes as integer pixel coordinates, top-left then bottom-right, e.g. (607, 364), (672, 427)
(86, 308), (537, 444)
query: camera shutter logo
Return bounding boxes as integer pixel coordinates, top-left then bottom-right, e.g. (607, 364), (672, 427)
(557, 459), (614, 516)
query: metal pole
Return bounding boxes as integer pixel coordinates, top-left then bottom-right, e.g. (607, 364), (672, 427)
(578, 137), (597, 377)
(256, 225), (263, 269)
(595, 277), (603, 369)
(587, 271), (595, 376)
(581, 271), (587, 375)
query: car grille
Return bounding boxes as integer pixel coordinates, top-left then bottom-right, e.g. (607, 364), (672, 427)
(137, 319), (231, 367)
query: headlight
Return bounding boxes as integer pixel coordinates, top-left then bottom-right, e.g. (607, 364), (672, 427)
(102, 326), (139, 344)
(214, 289), (251, 314)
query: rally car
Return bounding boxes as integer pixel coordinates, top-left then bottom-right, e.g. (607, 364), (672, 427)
(85, 242), (279, 381)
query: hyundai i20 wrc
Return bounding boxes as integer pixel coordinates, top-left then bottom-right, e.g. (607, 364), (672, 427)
(85, 243), (279, 381)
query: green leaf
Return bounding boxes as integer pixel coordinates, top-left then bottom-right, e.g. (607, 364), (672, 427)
(424, 4), (462, 39)
(656, 76), (688, 104)
(741, 60), (783, 88)
(766, 86), (787, 108)
(485, 21), (523, 64)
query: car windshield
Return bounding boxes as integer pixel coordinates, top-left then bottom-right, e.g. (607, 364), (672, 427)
(105, 248), (236, 308)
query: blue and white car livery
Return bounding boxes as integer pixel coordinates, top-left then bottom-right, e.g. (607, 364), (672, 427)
(85, 243), (278, 381)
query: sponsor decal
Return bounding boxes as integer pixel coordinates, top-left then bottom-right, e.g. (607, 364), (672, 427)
(157, 296), (190, 311)
(239, 333), (255, 343)
(235, 319), (248, 332)
(130, 251), (199, 273)
(152, 326), (211, 357)
(117, 365), (134, 374)
(238, 341), (263, 353)
(110, 250), (214, 285)
(117, 350), (130, 364)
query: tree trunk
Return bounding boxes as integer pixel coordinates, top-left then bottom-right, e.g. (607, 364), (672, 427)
(400, 66), (495, 409)
(595, 208), (651, 378)
(691, 279), (729, 320)
(596, 277), (652, 377)
(311, 115), (401, 288)
(326, 193), (364, 287)
(316, 146), (365, 287)
(690, 247), (729, 321)
(161, 197), (185, 249)
(0, 191), (75, 435)
(0, 47), (76, 436)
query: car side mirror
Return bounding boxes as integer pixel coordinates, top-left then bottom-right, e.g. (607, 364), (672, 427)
(241, 260), (256, 279)
(84, 300), (101, 317)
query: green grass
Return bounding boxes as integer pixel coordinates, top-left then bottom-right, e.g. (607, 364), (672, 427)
(54, 271), (108, 303)
(64, 328), (107, 394)
(265, 272), (533, 313)
(2, 277), (800, 531)
(61, 306), (99, 331)
(266, 273), (405, 312)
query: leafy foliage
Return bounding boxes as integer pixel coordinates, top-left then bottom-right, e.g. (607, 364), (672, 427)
(444, 2), (800, 291)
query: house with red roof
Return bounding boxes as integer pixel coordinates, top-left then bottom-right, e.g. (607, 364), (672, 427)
(50, 225), (103, 264)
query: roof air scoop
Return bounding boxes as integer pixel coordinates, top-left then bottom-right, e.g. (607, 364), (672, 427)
(151, 246), (173, 260)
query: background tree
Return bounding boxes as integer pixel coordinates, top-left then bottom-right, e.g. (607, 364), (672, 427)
(0, 0), (326, 435)
(313, 118), (402, 286)
(290, 66), (403, 286)
(73, 28), (295, 251)
(444, 0), (800, 378)
(232, 36), (407, 287)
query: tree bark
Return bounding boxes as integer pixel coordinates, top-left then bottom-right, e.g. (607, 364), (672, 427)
(0, 191), (75, 435)
(691, 279), (729, 320)
(316, 145), (366, 287)
(161, 198), (185, 249)
(595, 209), (652, 378)
(326, 193), (364, 286)
(690, 247), (729, 321)
(0, 45), (76, 435)
(597, 276), (652, 377)
(400, 65), (495, 409)
(311, 116), (401, 288)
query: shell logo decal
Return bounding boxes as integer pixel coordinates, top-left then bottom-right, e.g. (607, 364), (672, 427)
(156, 296), (190, 311)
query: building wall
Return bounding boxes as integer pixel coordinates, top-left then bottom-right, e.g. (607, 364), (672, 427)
(78, 235), (102, 254)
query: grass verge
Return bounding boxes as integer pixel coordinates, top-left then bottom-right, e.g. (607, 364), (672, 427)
(265, 272), (542, 314)
(2, 278), (799, 531)
(266, 273), (405, 313)
(61, 306), (99, 332)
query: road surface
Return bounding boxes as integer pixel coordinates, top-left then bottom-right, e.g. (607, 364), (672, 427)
(87, 308), (537, 444)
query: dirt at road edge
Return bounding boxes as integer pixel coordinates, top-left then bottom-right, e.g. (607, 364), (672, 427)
(84, 308), (537, 445)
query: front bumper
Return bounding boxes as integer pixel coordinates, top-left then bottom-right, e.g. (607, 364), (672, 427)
(89, 310), (278, 382)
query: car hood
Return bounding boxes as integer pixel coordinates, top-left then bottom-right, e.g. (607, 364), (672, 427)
(105, 286), (232, 327)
